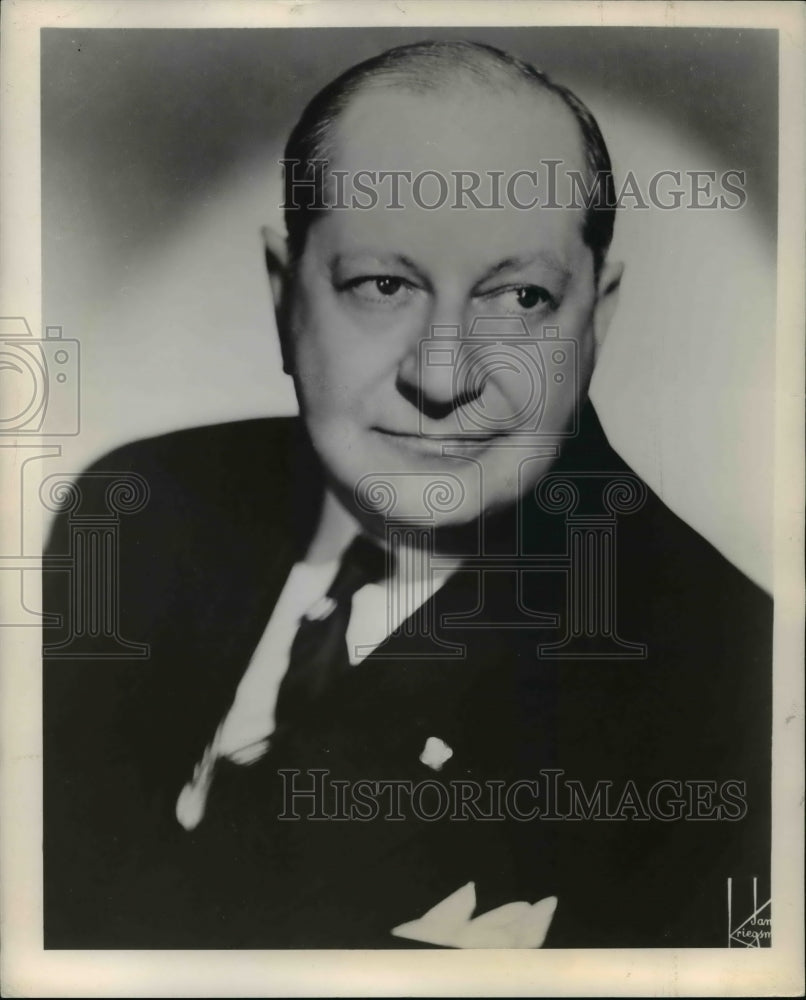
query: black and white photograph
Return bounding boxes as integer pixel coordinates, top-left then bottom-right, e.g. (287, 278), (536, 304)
(0, 1), (803, 995)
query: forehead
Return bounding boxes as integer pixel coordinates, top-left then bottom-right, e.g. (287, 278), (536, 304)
(334, 81), (586, 173)
(317, 83), (591, 271)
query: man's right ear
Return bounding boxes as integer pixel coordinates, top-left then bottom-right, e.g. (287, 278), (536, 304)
(260, 226), (293, 375)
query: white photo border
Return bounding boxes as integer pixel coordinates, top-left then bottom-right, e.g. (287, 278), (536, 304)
(0, 1), (803, 996)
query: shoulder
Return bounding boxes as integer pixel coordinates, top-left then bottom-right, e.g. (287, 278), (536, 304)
(49, 416), (314, 527)
(556, 406), (773, 693)
(624, 471), (771, 627)
(79, 416), (300, 492)
(44, 416), (321, 612)
(43, 415), (308, 629)
(583, 405), (771, 611)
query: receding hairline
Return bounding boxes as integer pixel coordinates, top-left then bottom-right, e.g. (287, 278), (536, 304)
(325, 75), (588, 171)
(283, 40), (617, 275)
(309, 42), (589, 163)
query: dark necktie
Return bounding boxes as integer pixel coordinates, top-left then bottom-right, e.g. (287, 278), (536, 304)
(272, 534), (388, 739)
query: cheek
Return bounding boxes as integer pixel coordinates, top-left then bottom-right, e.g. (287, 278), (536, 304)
(291, 285), (418, 401)
(291, 295), (355, 390)
(555, 292), (597, 372)
(579, 334), (596, 380)
(484, 315), (595, 423)
(290, 300), (392, 424)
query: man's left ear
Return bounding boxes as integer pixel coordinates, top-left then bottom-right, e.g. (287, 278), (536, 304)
(592, 259), (624, 357)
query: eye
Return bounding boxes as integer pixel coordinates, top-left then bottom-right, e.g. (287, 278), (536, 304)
(515, 286), (552, 310)
(480, 283), (557, 315)
(340, 275), (417, 308)
(374, 276), (404, 296)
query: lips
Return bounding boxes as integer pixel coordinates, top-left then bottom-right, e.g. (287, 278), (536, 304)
(373, 427), (503, 456)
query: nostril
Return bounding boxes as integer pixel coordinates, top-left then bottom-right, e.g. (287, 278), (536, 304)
(396, 373), (482, 421)
(420, 396), (461, 421)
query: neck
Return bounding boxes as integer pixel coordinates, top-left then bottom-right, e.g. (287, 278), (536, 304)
(306, 489), (464, 582)
(303, 490), (361, 565)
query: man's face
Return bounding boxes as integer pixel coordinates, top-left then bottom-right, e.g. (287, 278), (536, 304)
(284, 84), (608, 536)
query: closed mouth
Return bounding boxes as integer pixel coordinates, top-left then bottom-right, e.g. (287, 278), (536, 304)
(374, 428), (502, 443)
(372, 427), (504, 453)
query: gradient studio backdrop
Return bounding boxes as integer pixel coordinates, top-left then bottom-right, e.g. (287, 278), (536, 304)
(41, 27), (777, 589)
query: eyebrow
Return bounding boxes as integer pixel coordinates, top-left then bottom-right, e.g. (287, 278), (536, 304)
(330, 252), (428, 283)
(330, 249), (572, 288)
(476, 252), (572, 286)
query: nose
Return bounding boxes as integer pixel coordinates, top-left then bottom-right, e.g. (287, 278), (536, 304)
(396, 320), (482, 422)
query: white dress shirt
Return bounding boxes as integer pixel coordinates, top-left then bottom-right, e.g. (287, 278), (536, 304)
(176, 491), (459, 830)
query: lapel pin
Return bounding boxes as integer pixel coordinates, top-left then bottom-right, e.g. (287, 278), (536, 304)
(419, 735), (453, 771)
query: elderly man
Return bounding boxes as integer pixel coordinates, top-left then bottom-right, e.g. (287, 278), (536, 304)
(43, 40), (771, 950)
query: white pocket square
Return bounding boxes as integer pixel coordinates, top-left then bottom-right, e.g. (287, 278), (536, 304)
(391, 881), (557, 948)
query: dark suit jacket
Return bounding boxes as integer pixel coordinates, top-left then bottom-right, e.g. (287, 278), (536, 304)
(43, 403), (772, 949)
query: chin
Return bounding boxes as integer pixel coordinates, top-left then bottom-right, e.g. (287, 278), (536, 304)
(315, 421), (550, 533)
